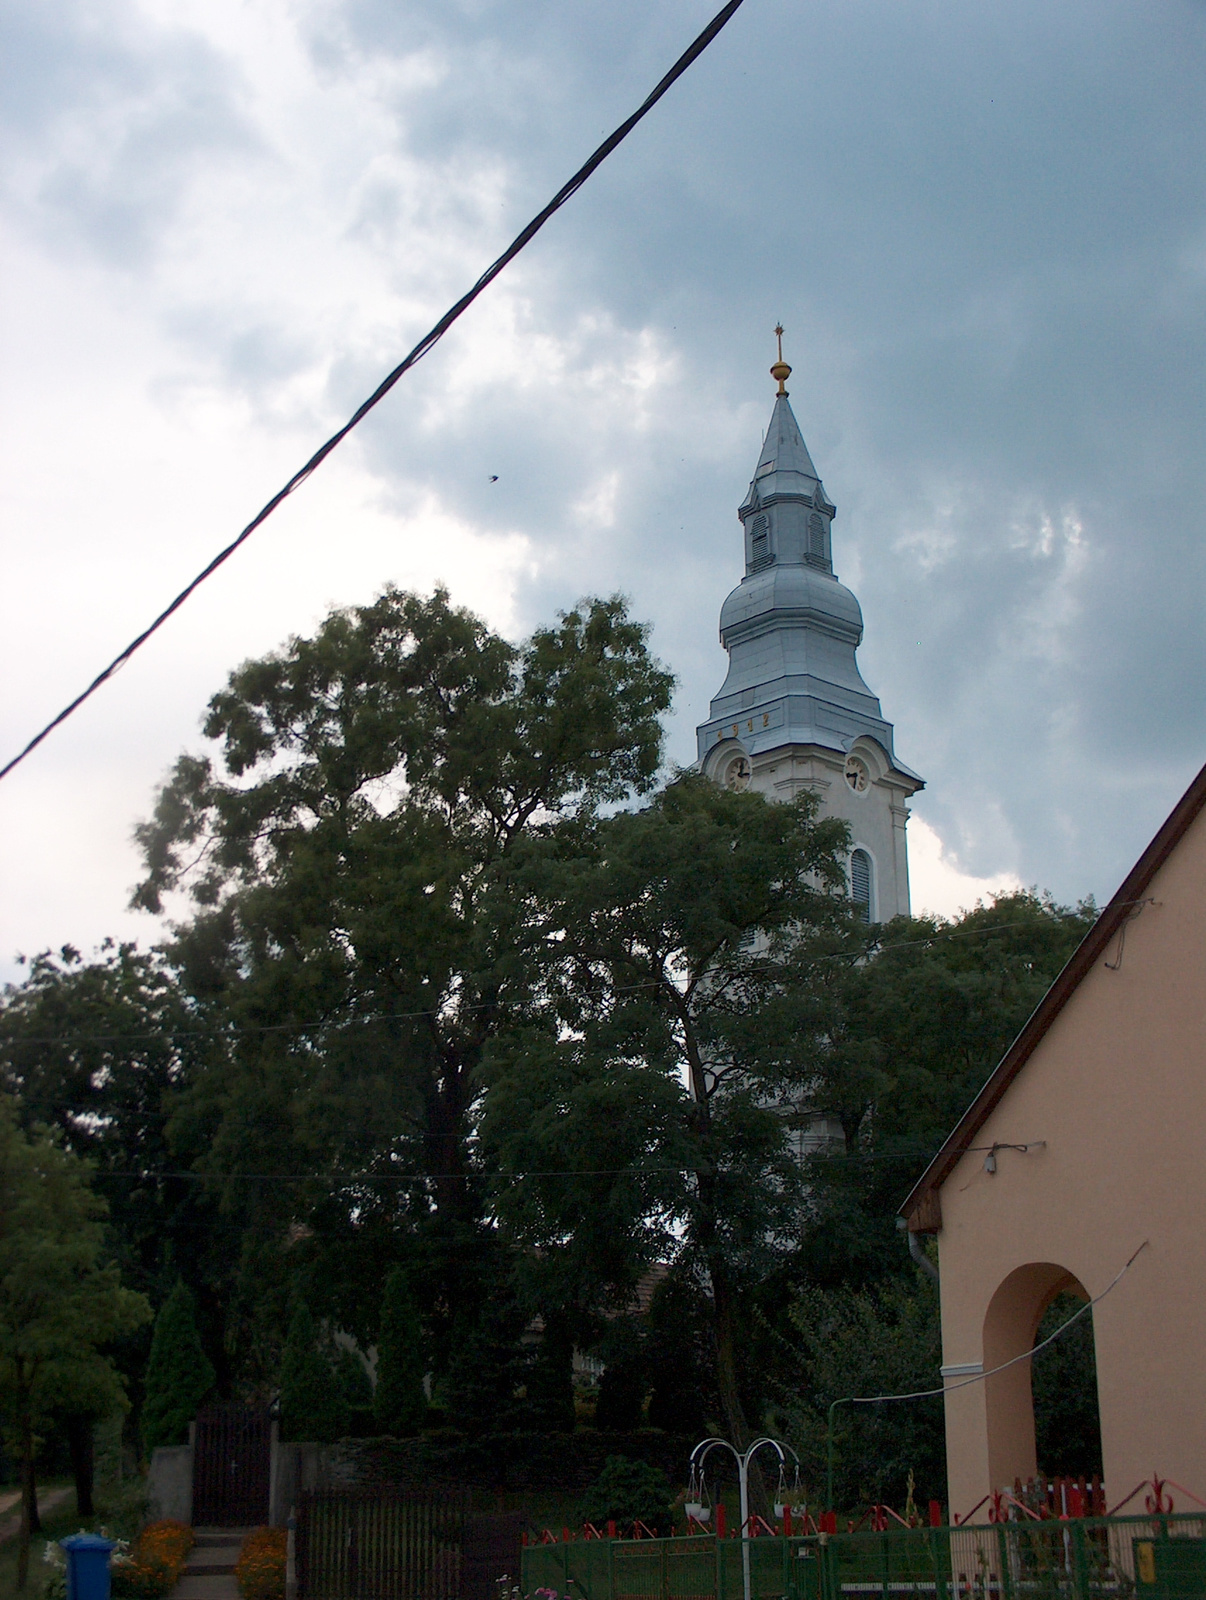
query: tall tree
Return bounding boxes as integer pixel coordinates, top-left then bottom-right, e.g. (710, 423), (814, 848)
(0, 942), (236, 1416)
(0, 942), (225, 1306)
(279, 1301), (346, 1444)
(0, 1099), (148, 1589)
(482, 774), (855, 1450)
(780, 1272), (944, 1511)
(791, 892), (1098, 1290)
(373, 1268), (426, 1437)
(141, 1280), (216, 1452)
(132, 587), (672, 1386)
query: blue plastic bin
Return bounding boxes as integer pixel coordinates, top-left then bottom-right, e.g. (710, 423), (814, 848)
(60, 1532), (118, 1600)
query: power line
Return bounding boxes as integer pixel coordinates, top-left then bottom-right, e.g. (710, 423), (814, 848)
(821, 1240), (1149, 1510)
(76, 1149), (942, 1183)
(0, 0), (750, 786)
(0, 916), (1090, 1048)
(835, 1239), (1148, 1408)
(84, 1165), (730, 1183)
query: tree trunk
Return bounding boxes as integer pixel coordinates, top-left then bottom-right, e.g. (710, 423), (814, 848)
(709, 1258), (770, 1519)
(17, 1406), (35, 1591)
(67, 1415), (95, 1518)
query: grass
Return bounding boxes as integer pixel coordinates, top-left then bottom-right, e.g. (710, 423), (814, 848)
(0, 1494), (79, 1600)
(0, 1480), (148, 1600)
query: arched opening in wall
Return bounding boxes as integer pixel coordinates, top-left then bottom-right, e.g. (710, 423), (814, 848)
(982, 1263), (1103, 1492)
(1032, 1291), (1103, 1478)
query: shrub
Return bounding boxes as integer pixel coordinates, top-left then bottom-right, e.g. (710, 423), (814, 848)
(582, 1455), (674, 1536)
(236, 1528), (288, 1600)
(111, 1520), (195, 1600)
(331, 1428), (693, 1492)
(280, 1302), (347, 1443)
(141, 1283), (216, 1452)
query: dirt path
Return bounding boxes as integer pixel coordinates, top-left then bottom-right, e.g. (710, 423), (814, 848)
(0, 1488), (75, 1546)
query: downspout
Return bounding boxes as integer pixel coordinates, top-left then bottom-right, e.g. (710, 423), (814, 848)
(896, 1215), (938, 1282)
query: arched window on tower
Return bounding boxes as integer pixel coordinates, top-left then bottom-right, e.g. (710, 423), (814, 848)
(750, 514), (770, 567)
(850, 849), (873, 921)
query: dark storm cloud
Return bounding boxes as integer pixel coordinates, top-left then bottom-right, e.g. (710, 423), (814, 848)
(305, 0), (1206, 902)
(3, 0), (1204, 930)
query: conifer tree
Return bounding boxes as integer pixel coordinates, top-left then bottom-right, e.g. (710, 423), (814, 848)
(593, 1320), (645, 1432)
(522, 1313), (576, 1433)
(372, 1268), (426, 1437)
(279, 1301), (347, 1443)
(439, 1286), (525, 1435)
(141, 1280), (215, 1453)
(333, 1344), (374, 1432)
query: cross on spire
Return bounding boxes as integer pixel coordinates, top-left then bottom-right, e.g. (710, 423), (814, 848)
(770, 324), (792, 396)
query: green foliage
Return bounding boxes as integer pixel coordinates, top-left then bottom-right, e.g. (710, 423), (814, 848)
(279, 1302), (346, 1444)
(1033, 1293), (1102, 1477)
(779, 1272), (944, 1512)
(593, 1321), (645, 1433)
(0, 941), (232, 1404)
(0, 1096), (149, 1587)
(141, 1280), (215, 1451)
(482, 772), (857, 1444)
(333, 1343), (374, 1415)
(787, 891), (1097, 1291)
(126, 587), (673, 1391)
(644, 1274), (713, 1438)
(0, 573), (1107, 1492)
(520, 1313), (576, 1434)
(437, 1283), (528, 1436)
(372, 1268), (426, 1437)
(582, 1455), (674, 1535)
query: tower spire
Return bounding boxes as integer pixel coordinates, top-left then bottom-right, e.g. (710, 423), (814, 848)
(695, 347), (925, 921)
(770, 324), (791, 396)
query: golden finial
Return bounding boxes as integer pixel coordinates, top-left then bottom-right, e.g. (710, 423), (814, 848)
(770, 324), (791, 396)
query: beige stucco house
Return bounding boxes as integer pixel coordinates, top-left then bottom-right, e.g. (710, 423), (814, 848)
(900, 762), (1206, 1523)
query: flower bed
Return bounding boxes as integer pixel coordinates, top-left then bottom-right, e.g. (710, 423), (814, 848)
(111, 1520), (195, 1600)
(235, 1527), (287, 1600)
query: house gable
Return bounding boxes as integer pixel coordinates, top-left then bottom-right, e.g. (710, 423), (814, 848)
(900, 759), (1206, 1232)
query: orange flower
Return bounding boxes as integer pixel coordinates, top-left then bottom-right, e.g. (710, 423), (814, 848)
(235, 1527), (287, 1600)
(111, 1520), (196, 1599)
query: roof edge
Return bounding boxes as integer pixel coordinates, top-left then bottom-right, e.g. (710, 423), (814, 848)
(899, 757), (1206, 1231)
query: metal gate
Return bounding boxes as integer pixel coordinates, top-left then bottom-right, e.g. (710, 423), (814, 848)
(295, 1490), (521, 1600)
(462, 1513), (526, 1600)
(192, 1404), (271, 1526)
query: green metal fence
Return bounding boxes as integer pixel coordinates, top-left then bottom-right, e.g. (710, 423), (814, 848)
(521, 1516), (1206, 1600)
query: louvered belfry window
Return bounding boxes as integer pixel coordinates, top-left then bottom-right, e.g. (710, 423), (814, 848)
(750, 513), (770, 566)
(809, 512), (826, 560)
(851, 849), (872, 920)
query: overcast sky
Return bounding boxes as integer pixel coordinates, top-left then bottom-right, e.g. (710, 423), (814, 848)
(3, 0), (1205, 983)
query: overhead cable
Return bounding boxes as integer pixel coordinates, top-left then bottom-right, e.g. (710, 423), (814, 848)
(840, 1239), (1148, 1407)
(0, 0), (750, 785)
(0, 915), (1087, 1049)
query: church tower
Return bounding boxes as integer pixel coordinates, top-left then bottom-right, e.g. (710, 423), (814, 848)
(697, 336), (923, 920)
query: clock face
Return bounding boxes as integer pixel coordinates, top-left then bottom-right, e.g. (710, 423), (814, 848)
(844, 754), (870, 794)
(725, 755), (752, 792)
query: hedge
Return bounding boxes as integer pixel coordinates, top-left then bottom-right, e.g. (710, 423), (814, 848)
(330, 1429), (695, 1492)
